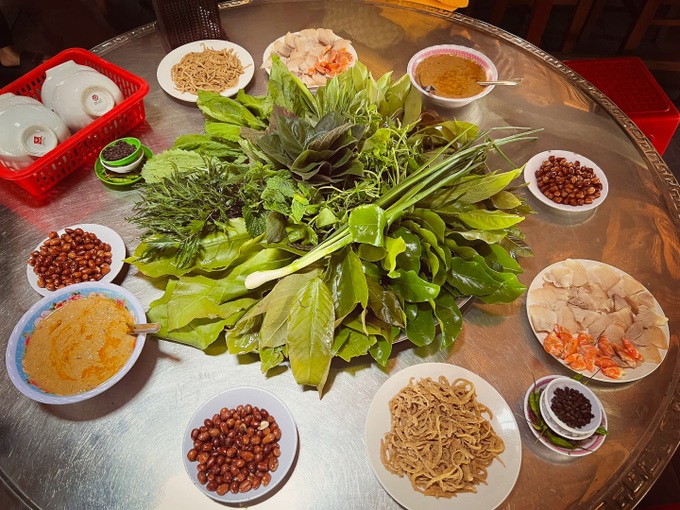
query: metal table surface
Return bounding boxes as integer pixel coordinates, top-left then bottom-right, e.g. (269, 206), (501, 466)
(1, 1), (680, 509)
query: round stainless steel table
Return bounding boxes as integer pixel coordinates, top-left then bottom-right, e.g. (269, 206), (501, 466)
(1, 1), (679, 509)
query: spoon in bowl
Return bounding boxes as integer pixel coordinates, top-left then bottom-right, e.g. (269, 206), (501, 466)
(422, 78), (522, 93)
(478, 78), (522, 86)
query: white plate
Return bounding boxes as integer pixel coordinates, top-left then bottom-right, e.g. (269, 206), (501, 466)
(526, 259), (669, 383)
(523, 150), (608, 212)
(5, 282), (147, 405)
(26, 223), (126, 297)
(157, 39), (255, 102)
(365, 363), (521, 510)
(523, 375), (607, 457)
(261, 30), (358, 85)
(182, 386), (298, 504)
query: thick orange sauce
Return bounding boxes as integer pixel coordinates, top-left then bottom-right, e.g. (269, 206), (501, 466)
(416, 54), (486, 99)
(22, 294), (135, 395)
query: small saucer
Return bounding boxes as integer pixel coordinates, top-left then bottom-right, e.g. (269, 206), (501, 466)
(523, 375), (607, 457)
(95, 144), (151, 186)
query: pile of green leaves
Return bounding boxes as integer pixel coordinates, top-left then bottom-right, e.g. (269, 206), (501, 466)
(126, 56), (537, 393)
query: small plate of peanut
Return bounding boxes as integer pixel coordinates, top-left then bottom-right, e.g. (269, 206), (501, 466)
(523, 149), (608, 213)
(182, 386), (299, 504)
(26, 224), (126, 296)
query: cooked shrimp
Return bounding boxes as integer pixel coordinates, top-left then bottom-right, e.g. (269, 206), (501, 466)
(543, 330), (564, 357)
(603, 366), (624, 379)
(622, 337), (644, 362)
(595, 356), (618, 369)
(597, 334), (615, 357)
(613, 342), (638, 368)
(577, 331), (595, 346)
(565, 353), (587, 371)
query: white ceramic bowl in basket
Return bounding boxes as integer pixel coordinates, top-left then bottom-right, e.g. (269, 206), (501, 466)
(407, 44), (498, 108)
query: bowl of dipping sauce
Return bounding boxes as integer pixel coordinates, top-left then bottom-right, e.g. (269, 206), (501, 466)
(5, 282), (147, 405)
(407, 44), (498, 108)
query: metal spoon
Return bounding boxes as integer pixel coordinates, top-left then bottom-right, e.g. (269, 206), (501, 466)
(423, 78), (522, 93)
(477, 78), (522, 86)
(129, 323), (161, 335)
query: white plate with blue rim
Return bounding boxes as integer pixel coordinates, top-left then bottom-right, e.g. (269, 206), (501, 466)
(5, 281), (147, 405)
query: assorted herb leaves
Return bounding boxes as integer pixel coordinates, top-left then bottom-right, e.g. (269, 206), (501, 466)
(126, 57), (538, 394)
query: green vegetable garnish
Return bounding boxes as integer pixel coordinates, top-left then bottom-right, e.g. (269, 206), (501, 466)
(127, 57), (540, 393)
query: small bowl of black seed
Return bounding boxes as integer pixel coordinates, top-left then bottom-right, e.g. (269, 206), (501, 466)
(539, 377), (603, 441)
(99, 137), (143, 173)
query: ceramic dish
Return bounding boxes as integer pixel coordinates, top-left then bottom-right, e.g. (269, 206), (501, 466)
(5, 282), (147, 405)
(523, 375), (607, 457)
(523, 149), (608, 212)
(100, 152), (144, 174)
(95, 145), (151, 186)
(99, 137), (142, 167)
(26, 224), (126, 296)
(365, 363), (521, 510)
(156, 39), (255, 102)
(261, 28), (358, 88)
(182, 386), (298, 504)
(539, 377), (602, 440)
(407, 44), (498, 109)
(526, 259), (669, 383)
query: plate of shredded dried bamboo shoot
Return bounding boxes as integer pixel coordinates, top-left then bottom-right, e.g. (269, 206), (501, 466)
(157, 39), (254, 102)
(365, 363), (521, 510)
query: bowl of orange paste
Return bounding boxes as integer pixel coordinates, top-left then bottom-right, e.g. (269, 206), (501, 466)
(5, 282), (147, 404)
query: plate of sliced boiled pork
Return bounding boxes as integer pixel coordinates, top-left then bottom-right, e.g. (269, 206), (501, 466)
(526, 259), (669, 383)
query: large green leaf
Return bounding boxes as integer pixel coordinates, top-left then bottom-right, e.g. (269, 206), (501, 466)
(447, 255), (526, 302)
(387, 269), (440, 302)
(405, 303), (436, 347)
(455, 169), (521, 204)
(408, 209), (446, 243)
(259, 270), (321, 349)
(455, 209), (525, 230)
(366, 277), (405, 328)
(433, 292), (463, 349)
(326, 248), (369, 321)
(260, 346), (285, 372)
(336, 330), (376, 362)
(287, 277), (335, 392)
(369, 333), (394, 366)
(166, 275), (224, 331)
(349, 204), (386, 246)
(392, 227), (422, 273)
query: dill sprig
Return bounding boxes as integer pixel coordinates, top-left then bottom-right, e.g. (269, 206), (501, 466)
(129, 160), (248, 268)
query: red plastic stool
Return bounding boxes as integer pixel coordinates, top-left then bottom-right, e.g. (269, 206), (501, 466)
(564, 57), (680, 155)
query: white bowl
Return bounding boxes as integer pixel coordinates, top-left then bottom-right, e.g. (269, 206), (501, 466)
(407, 44), (498, 108)
(5, 282), (147, 405)
(99, 151), (144, 173)
(539, 377), (602, 441)
(41, 60), (124, 132)
(0, 93), (71, 170)
(182, 387), (298, 504)
(523, 149), (608, 212)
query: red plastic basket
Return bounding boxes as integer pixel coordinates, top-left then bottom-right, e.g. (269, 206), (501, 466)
(0, 48), (149, 196)
(565, 57), (680, 155)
